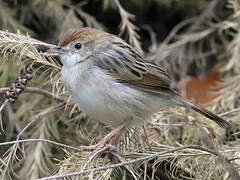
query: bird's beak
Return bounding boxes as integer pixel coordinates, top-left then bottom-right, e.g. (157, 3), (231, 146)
(47, 46), (66, 56)
(47, 46), (65, 65)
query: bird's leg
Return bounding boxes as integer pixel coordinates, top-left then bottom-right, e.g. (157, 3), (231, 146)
(80, 119), (130, 151)
(109, 124), (126, 147)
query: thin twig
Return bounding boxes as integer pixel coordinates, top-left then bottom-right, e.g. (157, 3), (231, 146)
(218, 107), (240, 117)
(18, 103), (65, 139)
(143, 162), (147, 180)
(38, 145), (224, 180)
(0, 100), (8, 133)
(0, 30), (57, 48)
(141, 25), (158, 53)
(229, 157), (240, 162)
(0, 138), (82, 152)
(143, 125), (152, 150)
(162, 17), (196, 46)
(150, 122), (184, 127)
(80, 146), (109, 171)
(113, 152), (138, 180)
(114, 0), (142, 53)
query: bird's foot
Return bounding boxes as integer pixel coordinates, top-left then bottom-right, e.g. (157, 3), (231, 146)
(79, 120), (129, 153)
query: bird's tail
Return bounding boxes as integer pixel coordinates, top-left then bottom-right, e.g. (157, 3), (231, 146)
(175, 94), (230, 128)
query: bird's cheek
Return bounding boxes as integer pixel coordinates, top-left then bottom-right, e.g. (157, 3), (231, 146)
(59, 55), (69, 66)
(60, 54), (80, 67)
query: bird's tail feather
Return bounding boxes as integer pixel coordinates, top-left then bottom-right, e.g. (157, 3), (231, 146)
(175, 94), (230, 128)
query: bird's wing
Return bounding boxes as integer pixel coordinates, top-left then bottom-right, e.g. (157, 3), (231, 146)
(92, 40), (174, 96)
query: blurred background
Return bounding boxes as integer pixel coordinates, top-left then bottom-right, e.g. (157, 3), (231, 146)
(0, 0), (240, 179)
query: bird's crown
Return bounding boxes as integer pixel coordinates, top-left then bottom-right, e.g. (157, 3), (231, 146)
(58, 27), (103, 47)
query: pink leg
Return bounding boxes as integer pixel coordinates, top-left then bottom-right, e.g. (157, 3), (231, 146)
(80, 120), (129, 151)
(110, 125), (126, 147)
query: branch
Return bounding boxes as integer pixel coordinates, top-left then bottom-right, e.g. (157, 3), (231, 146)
(0, 100), (8, 133)
(218, 107), (240, 117)
(0, 138), (82, 152)
(150, 122), (184, 127)
(38, 145), (227, 180)
(114, 0), (142, 53)
(0, 30), (57, 48)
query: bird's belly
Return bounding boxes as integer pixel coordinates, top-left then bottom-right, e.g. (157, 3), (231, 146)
(72, 81), (174, 127)
(73, 86), (130, 126)
(61, 66), (174, 127)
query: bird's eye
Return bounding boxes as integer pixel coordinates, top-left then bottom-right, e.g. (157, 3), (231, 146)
(74, 43), (82, 50)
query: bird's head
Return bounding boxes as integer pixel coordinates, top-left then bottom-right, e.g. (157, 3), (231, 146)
(50, 27), (111, 67)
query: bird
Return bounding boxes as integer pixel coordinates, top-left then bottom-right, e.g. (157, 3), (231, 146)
(49, 27), (230, 150)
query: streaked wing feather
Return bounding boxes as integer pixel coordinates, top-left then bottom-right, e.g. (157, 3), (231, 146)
(92, 40), (173, 95)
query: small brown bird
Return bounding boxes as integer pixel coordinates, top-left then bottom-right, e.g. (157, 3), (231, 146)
(50, 27), (230, 150)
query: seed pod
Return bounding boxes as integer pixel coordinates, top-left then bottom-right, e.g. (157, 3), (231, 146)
(8, 98), (16, 103)
(25, 65), (33, 73)
(9, 91), (18, 99)
(10, 83), (16, 90)
(12, 87), (22, 94)
(4, 64), (33, 104)
(20, 78), (28, 85)
(15, 77), (22, 83)
(25, 74), (32, 80)
(15, 82), (25, 90)
(4, 91), (11, 98)
(21, 72), (32, 80)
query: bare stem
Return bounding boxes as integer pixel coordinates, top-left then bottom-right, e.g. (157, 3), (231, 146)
(0, 100), (8, 133)
(218, 107), (240, 117)
(0, 138), (82, 152)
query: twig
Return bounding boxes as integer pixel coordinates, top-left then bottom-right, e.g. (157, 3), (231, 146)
(0, 138), (82, 152)
(0, 100), (8, 133)
(218, 107), (240, 117)
(0, 87), (65, 102)
(38, 145), (224, 180)
(113, 152), (138, 180)
(18, 103), (65, 139)
(143, 162), (147, 180)
(150, 122), (184, 127)
(162, 17), (196, 46)
(0, 30), (57, 49)
(80, 146), (109, 171)
(143, 124), (152, 150)
(141, 25), (158, 53)
(0, 30), (61, 70)
(114, 0), (142, 53)
(229, 157), (240, 162)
